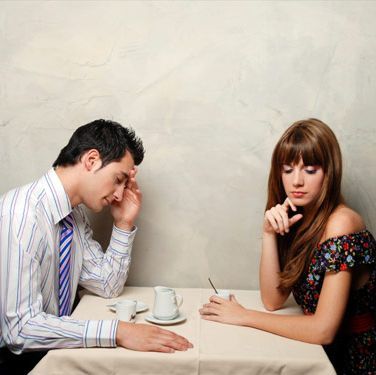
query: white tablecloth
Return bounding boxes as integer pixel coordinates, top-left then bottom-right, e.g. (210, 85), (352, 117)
(31, 287), (335, 375)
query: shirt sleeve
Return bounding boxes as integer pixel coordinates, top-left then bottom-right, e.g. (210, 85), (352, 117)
(77, 206), (137, 298)
(0, 207), (119, 353)
(318, 231), (375, 273)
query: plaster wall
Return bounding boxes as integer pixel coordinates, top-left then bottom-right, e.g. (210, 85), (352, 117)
(1, 1), (375, 289)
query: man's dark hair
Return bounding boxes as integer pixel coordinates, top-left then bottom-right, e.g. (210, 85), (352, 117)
(52, 119), (145, 168)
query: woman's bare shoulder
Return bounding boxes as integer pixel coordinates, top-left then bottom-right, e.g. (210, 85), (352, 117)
(321, 205), (365, 242)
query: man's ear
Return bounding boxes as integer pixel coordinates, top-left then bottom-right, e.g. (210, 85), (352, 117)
(82, 149), (101, 171)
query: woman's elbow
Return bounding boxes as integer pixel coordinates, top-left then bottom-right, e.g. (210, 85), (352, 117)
(318, 331), (336, 345)
(264, 304), (283, 312)
(260, 288), (288, 312)
(311, 327), (337, 345)
(261, 297), (284, 312)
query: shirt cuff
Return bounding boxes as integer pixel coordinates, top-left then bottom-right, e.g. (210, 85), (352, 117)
(83, 319), (119, 348)
(109, 225), (137, 255)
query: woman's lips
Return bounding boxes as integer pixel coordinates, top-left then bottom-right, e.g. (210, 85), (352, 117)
(291, 191), (306, 198)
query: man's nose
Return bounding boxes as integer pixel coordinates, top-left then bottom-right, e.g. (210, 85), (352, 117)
(113, 185), (124, 201)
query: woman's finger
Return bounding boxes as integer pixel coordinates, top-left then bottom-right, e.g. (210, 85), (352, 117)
(284, 197), (297, 212)
(199, 305), (220, 315)
(275, 204), (290, 233)
(229, 294), (239, 304)
(265, 211), (280, 233)
(288, 213), (303, 227)
(209, 295), (226, 304)
(270, 207), (287, 235)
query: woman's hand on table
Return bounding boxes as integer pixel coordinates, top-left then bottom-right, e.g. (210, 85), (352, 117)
(116, 322), (193, 353)
(199, 295), (249, 326)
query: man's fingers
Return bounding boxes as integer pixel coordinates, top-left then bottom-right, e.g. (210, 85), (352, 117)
(163, 339), (189, 351)
(126, 176), (141, 197)
(156, 339), (191, 352)
(157, 329), (193, 348)
(146, 344), (174, 353)
(130, 178), (139, 192)
(144, 331), (192, 352)
(159, 331), (191, 344)
(118, 323), (193, 353)
(126, 177), (135, 190)
(153, 339), (193, 353)
(124, 188), (142, 206)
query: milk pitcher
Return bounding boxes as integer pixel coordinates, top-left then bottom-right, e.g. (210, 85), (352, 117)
(152, 286), (183, 320)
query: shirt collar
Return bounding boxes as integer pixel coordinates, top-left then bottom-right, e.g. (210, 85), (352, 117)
(42, 168), (72, 225)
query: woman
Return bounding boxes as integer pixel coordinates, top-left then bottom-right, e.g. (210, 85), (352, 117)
(200, 119), (375, 374)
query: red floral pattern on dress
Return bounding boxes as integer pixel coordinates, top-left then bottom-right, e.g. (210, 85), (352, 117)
(292, 230), (376, 374)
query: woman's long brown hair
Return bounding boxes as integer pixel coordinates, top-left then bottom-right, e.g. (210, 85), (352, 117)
(266, 119), (344, 290)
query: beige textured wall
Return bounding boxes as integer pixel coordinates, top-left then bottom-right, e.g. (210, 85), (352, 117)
(1, 1), (375, 289)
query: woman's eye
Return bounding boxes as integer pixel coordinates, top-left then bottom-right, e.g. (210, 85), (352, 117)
(282, 167), (293, 174)
(305, 168), (317, 175)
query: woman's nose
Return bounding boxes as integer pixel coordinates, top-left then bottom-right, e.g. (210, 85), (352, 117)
(292, 170), (304, 187)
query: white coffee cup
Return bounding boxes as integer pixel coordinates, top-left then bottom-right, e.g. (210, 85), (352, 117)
(153, 286), (183, 320)
(116, 299), (137, 322)
(215, 289), (230, 300)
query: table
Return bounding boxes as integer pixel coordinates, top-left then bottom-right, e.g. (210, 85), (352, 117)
(31, 287), (335, 374)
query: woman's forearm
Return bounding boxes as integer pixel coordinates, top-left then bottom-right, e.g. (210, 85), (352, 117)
(259, 233), (289, 310)
(241, 309), (334, 345)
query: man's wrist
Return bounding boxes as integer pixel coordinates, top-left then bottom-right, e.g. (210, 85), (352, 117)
(116, 321), (132, 347)
(116, 321), (123, 346)
(114, 220), (134, 232)
(84, 320), (119, 347)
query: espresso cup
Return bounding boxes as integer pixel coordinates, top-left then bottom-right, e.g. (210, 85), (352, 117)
(116, 299), (137, 322)
(215, 289), (230, 300)
(153, 286), (183, 320)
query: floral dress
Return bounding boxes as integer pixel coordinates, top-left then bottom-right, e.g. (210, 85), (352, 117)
(292, 230), (375, 374)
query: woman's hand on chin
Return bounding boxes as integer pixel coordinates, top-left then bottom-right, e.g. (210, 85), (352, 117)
(264, 197), (303, 236)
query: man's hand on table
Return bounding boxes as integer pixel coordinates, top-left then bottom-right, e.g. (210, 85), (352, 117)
(116, 321), (193, 353)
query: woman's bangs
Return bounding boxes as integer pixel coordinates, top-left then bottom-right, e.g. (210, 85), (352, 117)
(279, 137), (323, 167)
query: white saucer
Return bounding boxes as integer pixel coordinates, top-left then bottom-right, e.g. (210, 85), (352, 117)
(144, 313), (187, 325)
(107, 301), (148, 314)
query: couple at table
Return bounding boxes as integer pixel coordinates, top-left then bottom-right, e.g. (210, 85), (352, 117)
(0, 119), (374, 374)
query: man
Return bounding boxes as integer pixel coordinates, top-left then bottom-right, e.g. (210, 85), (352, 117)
(0, 119), (192, 373)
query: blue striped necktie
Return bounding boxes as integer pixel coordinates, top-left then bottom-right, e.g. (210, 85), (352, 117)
(59, 213), (74, 316)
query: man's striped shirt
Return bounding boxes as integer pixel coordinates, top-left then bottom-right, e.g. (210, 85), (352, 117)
(0, 168), (136, 353)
